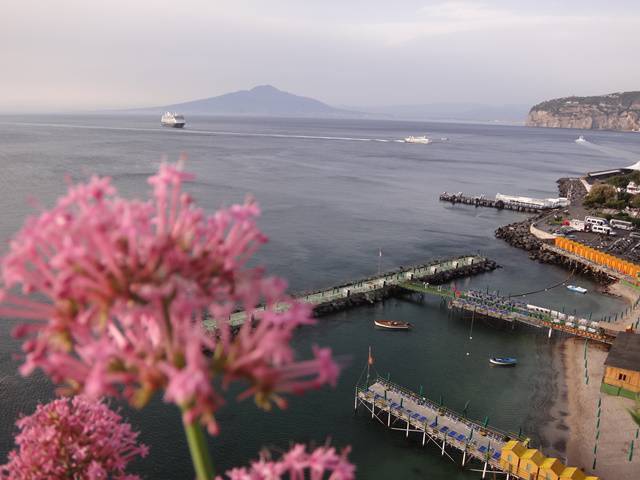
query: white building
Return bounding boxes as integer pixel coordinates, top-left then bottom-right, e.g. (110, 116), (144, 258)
(495, 193), (570, 209)
(627, 181), (640, 195)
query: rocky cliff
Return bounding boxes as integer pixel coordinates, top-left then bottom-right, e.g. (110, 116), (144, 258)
(526, 91), (640, 131)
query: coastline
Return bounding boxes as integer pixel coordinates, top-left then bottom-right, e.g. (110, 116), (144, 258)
(546, 282), (639, 480)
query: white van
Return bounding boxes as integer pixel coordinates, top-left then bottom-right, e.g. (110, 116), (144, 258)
(585, 216), (608, 227)
(591, 224), (614, 235)
(610, 219), (634, 230)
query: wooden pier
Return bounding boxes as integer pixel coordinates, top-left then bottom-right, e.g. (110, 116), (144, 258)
(401, 282), (616, 345)
(356, 376), (527, 478)
(356, 374), (599, 479)
(439, 192), (543, 213)
(203, 255), (498, 330)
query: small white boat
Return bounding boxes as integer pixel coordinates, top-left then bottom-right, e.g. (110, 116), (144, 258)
(374, 320), (412, 330)
(567, 285), (587, 294)
(489, 357), (517, 366)
(575, 135), (586, 143)
(404, 135), (431, 144)
(161, 112), (186, 128)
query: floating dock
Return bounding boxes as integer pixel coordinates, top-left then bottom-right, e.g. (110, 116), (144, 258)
(203, 255), (498, 330)
(356, 376), (527, 478)
(401, 282), (616, 344)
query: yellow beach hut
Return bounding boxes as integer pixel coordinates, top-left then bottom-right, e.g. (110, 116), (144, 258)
(517, 449), (545, 479)
(538, 457), (566, 480)
(560, 467), (586, 480)
(499, 440), (526, 474)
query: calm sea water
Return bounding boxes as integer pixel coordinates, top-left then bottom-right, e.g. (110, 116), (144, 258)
(0, 115), (637, 479)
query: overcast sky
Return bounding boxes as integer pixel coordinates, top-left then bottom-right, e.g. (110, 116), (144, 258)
(2, 0), (639, 112)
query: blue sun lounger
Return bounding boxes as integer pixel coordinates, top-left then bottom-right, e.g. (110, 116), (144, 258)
(418, 416), (427, 422)
(448, 430), (458, 439)
(456, 434), (465, 442)
(439, 426), (449, 433)
(429, 421), (438, 428)
(390, 402), (399, 408)
(492, 451), (501, 461)
(478, 445), (487, 454)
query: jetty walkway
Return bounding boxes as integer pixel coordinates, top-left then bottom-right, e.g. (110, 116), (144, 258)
(203, 255), (498, 330)
(401, 282), (616, 344)
(439, 192), (543, 213)
(356, 377), (526, 477)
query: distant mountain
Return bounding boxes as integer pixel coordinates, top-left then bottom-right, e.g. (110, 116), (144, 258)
(351, 103), (530, 124)
(526, 91), (640, 131)
(139, 85), (354, 117)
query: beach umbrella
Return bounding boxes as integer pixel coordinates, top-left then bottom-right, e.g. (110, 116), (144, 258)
(483, 416), (489, 428)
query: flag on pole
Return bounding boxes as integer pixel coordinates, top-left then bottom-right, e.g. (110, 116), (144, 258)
(368, 346), (375, 366)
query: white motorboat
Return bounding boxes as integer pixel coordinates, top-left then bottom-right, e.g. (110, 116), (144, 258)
(489, 357), (517, 366)
(567, 285), (587, 294)
(575, 135), (586, 143)
(404, 135), (431, 144)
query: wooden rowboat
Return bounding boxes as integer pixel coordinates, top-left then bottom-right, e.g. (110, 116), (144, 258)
(374, 320), (412, 330)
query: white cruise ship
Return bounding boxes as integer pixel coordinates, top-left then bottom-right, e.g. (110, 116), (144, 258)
(404, 135), (431, 144)
(161, 112), (186, 128)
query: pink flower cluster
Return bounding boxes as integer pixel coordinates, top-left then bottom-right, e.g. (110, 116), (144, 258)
(219, 444), (355, 480)
(0, 163), (340, 433)
(0, 396), (148, 480)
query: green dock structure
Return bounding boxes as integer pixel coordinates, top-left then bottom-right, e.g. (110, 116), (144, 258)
(355, 376), (528, 478)
(204, 254), (498, 330)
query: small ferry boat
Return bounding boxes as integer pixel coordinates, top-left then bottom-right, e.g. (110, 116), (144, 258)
(161, 112), (186, 128)
(489, 357), (517, 366)
(374, 320), (412, 330)
(404, 135), (431, 144)
(566, 285), (587, 294)
(575, 135), (586, 143)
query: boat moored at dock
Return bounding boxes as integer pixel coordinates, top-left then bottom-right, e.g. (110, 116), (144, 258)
(566, 285), (587, 294)
(374, 320), (412, 330)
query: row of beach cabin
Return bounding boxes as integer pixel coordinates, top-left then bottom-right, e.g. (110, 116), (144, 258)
(500, 441), (598, 480)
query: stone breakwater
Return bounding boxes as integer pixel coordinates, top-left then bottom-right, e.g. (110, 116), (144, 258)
(310, 259), (500, 317)
(495, 219), (614, 285)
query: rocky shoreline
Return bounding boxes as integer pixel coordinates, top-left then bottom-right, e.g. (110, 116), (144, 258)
(494, 217), (614, 285)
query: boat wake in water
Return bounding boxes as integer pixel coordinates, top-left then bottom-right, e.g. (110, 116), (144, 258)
(574, 136), (640, 163)
(4, 121), (396, 144)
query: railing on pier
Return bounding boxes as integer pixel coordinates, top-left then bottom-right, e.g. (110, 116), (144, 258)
(204, 255), (495, 330)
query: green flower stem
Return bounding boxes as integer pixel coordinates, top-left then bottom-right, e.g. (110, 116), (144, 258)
(181, 409), (215, 480)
